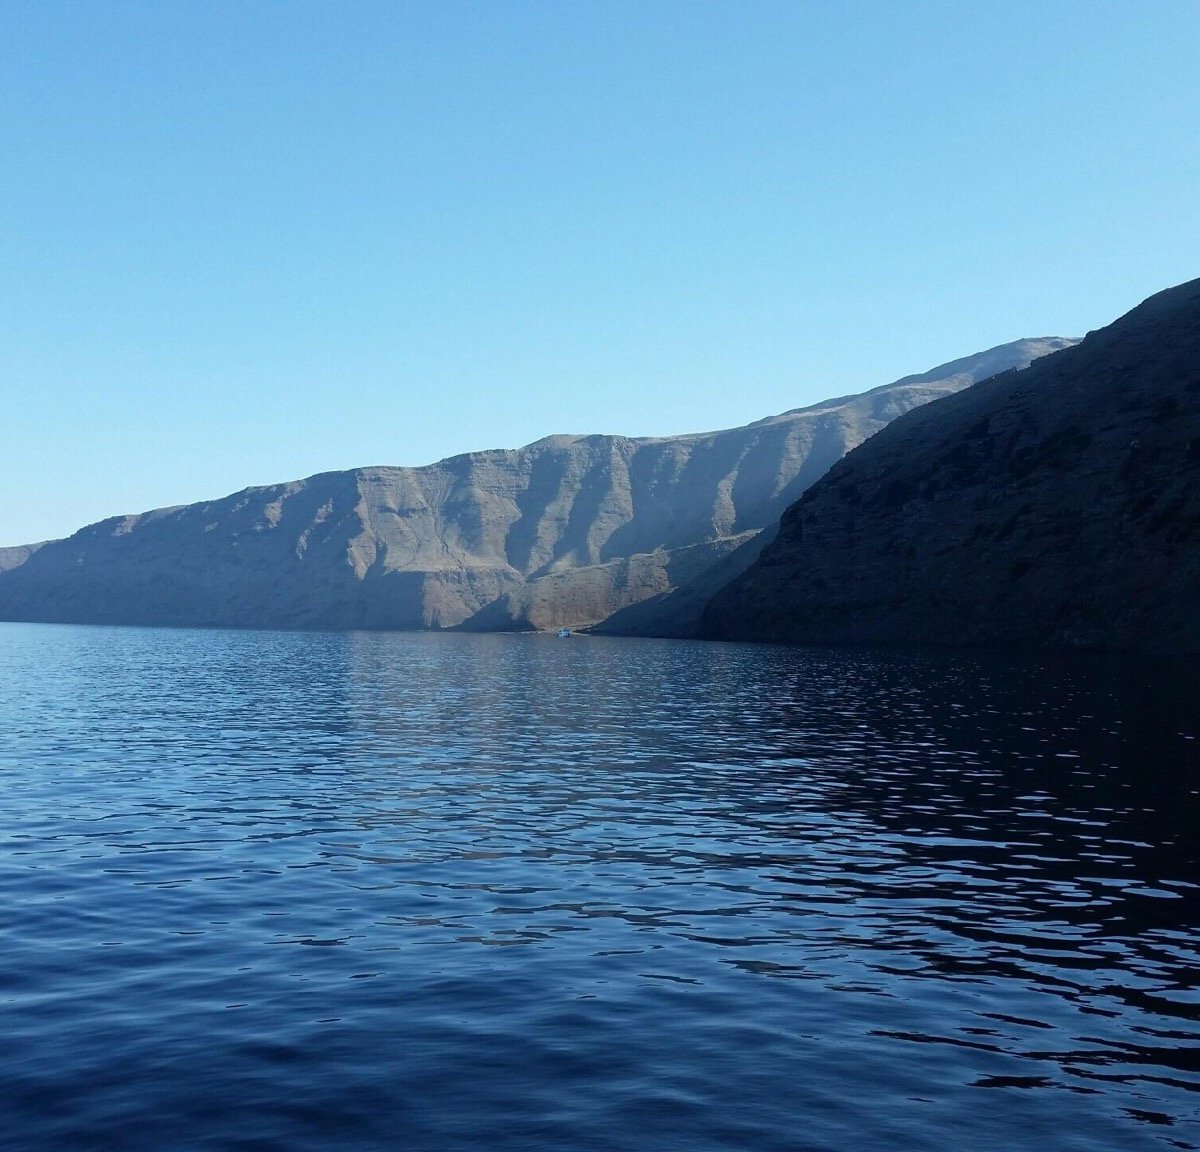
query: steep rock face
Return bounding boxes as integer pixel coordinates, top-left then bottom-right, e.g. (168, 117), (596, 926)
(702, 280), (1200, 654)
(0, 338), (1073, 632)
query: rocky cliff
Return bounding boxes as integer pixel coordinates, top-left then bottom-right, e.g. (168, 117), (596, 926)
(0, 542), (47, 574)
(0, 338), (1073, 632)
(701, 280), (1200, 654)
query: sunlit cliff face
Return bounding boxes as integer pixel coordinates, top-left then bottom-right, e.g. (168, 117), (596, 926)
(0, 339), (1071, 635)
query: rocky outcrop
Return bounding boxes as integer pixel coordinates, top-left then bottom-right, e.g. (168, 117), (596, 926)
(0, 339), (1073, 632)
(0, 542), (47, 574)
(701, 280), (1200, 654)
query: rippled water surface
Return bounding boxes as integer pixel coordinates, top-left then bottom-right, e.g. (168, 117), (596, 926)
(1, 623), (1198, 1151)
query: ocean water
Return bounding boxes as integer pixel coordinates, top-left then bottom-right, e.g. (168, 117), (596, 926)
(0, 622), (1197, 1152)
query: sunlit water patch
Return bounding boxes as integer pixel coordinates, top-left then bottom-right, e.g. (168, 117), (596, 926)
(1, 623), (1197, 1150)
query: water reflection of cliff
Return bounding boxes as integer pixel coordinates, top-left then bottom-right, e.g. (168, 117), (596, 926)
(339, 633), (1200, 916)
(333, 634), (1200, 1118)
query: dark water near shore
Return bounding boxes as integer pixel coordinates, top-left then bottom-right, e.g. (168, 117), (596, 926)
(1, 623), (1198, 1151)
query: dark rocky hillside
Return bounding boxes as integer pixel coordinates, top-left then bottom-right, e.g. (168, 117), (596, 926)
(0, 339), (1072, 633)
(701, 279), (1200, 654)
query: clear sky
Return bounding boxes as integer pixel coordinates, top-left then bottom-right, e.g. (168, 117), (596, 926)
(2, 1), (1197, 545)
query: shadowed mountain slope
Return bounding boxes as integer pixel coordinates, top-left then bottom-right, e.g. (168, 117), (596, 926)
(701, 280), (1200, 654)
(0, 338), (1073, 632)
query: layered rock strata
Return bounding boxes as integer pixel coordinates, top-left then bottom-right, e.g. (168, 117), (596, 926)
(0, 339), (1073, 632)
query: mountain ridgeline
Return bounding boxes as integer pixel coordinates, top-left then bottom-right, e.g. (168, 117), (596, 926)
(702, 279), (1200, 654)
(0, 339), (1073, 633)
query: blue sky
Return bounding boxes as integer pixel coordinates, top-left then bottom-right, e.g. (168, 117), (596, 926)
(2, 1), (1198, 545)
